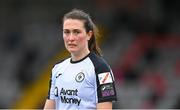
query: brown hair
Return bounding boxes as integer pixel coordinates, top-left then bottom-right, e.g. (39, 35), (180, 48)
(63, 9), (102, 56)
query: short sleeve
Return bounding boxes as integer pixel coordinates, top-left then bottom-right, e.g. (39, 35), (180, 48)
(96, 67), (117, 103)
(89, 53), (117, 103)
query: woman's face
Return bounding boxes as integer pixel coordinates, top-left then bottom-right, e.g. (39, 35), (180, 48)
(63, 19), (91, 55)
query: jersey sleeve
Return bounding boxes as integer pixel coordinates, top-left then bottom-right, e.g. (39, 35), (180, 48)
(47, 65), (57, 100)
(96, 64), (117, 103)
(89, 54), (117, 103)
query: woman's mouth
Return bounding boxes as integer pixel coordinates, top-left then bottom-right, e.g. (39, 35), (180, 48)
(68, 44), (76, 47)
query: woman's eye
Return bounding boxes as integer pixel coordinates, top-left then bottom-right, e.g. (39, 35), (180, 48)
(73, 30), (80, 35)
(63, 30), (70, 35)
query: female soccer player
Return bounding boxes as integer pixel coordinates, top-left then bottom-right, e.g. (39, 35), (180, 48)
(44, 9), (117, 110)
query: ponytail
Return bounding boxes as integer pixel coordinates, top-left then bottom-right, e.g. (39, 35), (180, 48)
(88, 24), (102, 56)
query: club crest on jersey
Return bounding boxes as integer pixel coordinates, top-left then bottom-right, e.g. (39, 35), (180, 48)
(98, 72), (113, 85)
(75, 72), (85, 83)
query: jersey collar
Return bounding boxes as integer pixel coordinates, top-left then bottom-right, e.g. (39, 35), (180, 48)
(70, 52), (91, 64)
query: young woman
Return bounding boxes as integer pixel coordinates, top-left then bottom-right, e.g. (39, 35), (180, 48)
(44, 9), (117, 110)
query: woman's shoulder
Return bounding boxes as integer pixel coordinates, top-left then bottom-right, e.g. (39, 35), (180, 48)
(53, 58), (70, 69)
(89, 53), (110, 70)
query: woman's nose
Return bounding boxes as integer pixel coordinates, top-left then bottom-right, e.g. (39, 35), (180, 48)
(68, 33), (75, 41)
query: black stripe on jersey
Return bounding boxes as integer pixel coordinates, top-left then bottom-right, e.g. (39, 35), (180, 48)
(89, 52), (117, 103)
(47, 73), (52, 99)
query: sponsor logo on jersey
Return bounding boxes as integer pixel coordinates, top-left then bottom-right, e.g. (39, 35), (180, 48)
(75, 72), (85, 83)
(98, 72), (113, 85)
(60, 96), (81, 106)
(54, 86), (58, 97)
(54, 87), (81, 106)
(101, 84), (115, 97)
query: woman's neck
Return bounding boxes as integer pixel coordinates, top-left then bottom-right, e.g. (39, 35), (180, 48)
(71, 49), (90, 62)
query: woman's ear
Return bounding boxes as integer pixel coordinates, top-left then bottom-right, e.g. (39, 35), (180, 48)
(87, 31), (93, 40)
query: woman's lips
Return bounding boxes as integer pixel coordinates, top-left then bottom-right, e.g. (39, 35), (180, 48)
(68, 44), (76, 47)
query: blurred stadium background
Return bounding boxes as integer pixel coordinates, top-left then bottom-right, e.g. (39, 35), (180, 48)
(0, 0), (180, 109)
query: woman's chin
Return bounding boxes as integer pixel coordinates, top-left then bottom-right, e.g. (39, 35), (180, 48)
(68, 49), (78, 53)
